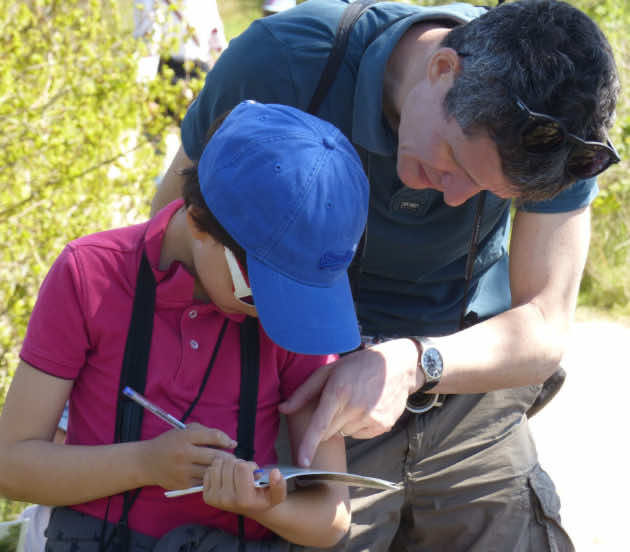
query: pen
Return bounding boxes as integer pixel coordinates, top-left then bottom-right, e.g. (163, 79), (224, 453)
(122, 386), (187, 430)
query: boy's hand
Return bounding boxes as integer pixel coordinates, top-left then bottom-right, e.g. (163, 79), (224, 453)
(202, 460), (287, 515)
(143, 422), (237, 490)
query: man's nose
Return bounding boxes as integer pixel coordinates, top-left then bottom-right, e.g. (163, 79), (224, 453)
(441, 174), (479, 206)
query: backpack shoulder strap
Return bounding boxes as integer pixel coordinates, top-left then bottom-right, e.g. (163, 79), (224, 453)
(307, 0), (379, 115)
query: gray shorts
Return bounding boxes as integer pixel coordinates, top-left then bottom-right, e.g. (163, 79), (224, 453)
(284, 385), (573, 552)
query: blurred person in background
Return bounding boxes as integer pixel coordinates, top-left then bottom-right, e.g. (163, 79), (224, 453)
(134, 0), (227, 86)
(263, 0), (296, 17)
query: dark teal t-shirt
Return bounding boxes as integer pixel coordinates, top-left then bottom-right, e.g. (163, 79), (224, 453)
(181, 0), (597, 337)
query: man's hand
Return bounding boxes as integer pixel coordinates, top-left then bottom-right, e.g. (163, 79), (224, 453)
(279, 338), (421, 467)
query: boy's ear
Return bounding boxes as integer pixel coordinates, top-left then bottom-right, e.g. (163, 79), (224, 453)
(185, 206), (207, 241)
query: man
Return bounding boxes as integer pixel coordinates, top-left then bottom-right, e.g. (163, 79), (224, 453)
(151, 0), (620, 549)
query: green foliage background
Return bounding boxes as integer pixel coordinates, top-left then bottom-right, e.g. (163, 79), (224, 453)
(0, 0), (628, 520)
(0, 0), (205, 518)
(575, 0), (630, 318)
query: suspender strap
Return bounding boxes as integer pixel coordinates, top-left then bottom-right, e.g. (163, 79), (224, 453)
(307, 0), (378, 115)
(235, 316), (261, 550)
(459, 191), (487, 330)
(103, 251), (156, 551)
(115, 251), (155, 444)
(234, 316), (261, 461)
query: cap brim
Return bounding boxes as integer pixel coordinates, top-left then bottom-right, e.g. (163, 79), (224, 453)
(247, 255), (360, 355)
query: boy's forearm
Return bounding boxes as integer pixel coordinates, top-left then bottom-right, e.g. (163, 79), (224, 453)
(0, 439), (150, 506)
(248, 483), (350, 548)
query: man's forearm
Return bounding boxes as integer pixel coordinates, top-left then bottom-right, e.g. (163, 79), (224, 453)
(150, 145), (193, 216)
(420, 301), (571, 394)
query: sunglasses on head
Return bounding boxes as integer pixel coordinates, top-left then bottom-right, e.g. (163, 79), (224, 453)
(515, 98), (620, 179)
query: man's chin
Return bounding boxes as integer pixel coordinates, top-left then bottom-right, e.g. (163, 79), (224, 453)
(398, 166), (433, 190)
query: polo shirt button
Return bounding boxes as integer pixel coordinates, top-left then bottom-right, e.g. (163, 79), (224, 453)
(189, 339), (199, 350)
(188, 310), (198, 319)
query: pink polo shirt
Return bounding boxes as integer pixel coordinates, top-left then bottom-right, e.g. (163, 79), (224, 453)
(20, 200), (335, 540)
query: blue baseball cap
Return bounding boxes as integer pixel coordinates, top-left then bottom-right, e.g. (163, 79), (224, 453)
(198, 101), (369, 355)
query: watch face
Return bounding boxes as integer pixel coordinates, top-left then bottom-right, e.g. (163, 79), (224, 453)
(422, 347), (443, 380)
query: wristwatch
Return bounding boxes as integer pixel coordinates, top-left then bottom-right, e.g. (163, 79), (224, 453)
(406, 337), (444, 413)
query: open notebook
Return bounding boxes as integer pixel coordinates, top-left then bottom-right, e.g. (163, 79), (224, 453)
(165, 465), (402, 498)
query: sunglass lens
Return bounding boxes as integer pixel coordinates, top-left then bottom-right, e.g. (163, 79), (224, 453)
(567, 144), (612, 178)
(521, 119), (565, 153)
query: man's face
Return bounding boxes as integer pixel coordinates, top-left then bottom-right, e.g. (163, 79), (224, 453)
(396, 72), (517, 206)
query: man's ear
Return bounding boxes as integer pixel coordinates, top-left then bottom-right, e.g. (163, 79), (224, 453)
(427, 47), (461, 87)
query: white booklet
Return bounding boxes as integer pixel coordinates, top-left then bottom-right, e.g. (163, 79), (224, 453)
(165, 465), (402, 498)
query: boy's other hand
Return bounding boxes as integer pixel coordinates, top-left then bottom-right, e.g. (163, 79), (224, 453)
(202, 461), (287, 514)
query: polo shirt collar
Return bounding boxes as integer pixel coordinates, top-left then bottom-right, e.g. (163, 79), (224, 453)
(142, 199), (246, 322)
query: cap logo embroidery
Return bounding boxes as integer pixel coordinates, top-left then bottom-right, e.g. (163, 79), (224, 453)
(319, 250), (354, 270)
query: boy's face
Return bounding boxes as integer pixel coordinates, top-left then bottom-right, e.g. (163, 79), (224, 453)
(187, 215), (258, 318)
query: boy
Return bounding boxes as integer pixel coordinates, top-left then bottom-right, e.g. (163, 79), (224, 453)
(0, 101), (369, 550)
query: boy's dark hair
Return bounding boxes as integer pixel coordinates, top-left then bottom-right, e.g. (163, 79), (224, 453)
(181, 110), (248, 269)
(441, 0), (619, 201)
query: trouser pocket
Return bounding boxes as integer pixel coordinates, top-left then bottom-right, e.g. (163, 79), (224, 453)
(528, 465), (575, 552)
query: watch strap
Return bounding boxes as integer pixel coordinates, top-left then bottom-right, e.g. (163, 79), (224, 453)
(418, 379), (440, 393)
(409, 336), (441, 392)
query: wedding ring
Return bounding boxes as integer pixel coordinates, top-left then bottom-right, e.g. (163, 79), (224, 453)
(339, 430), (349, 437)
